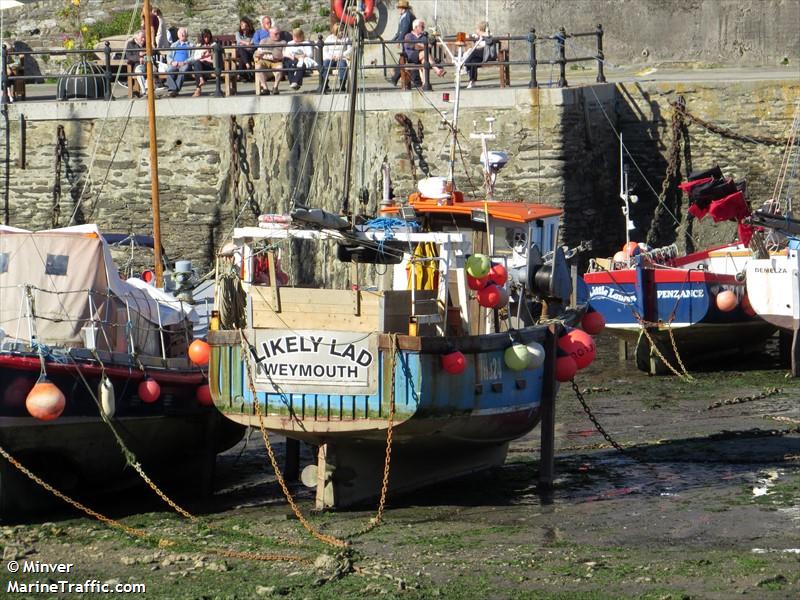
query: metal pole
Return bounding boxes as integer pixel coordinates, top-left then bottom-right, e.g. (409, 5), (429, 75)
(213, 41), (222, 97)
(422, 32), (432, 91)
(528, 28), (537, 89)
(341, 14), (363, 217)
(142, 0), (164, 287)
(596, 24), (606, 83)
(538, 325), (558, 490)
(104, 41), (112, 100)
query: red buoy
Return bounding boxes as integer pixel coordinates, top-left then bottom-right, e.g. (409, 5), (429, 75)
(716, 290), (738, 312)
(477, 284), (502, 308)
(488, 263), (508, 287)
(196, 384), (213, 406)
(3, 376), (35, 410)
(555, 354), (578, 382)
(25, 378), (66, 421)
(581, 310), (606, 335)
(558, 328), (597, 370)
(441, 351), (466, 375)
(138, 378), (161, 403)
(467, 274), (490, 291)
(188, 338), (211, 366)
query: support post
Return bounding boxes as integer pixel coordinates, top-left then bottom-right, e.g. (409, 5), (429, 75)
(538, 325), (558, 489)
(284, 438), (300, 481)
(595, 24), (606, 83)
(103, 41), (112, 100)
(557, 27), (567, 88)
(528, 28), (538, 88)
(316, 35), (325, 92)
(213, 42), (223, 97)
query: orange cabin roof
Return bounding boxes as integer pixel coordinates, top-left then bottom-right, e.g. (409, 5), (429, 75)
(380, 192), (562, 224)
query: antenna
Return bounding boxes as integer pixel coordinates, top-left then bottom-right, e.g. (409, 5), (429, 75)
(619, 135), (637, 265)
(471, 116), (508, 200)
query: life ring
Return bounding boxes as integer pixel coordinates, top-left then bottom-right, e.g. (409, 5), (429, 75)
(333, 0), (375, 26)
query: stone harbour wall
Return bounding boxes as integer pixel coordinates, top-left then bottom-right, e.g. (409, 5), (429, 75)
(3, 78), (798, 282)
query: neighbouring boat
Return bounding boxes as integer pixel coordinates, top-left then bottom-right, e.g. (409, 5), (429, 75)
(744, 102), (800, 374)
(583, 146), (775, 375)
(0, 224), (243, 516)
(208, 19), (593, 508)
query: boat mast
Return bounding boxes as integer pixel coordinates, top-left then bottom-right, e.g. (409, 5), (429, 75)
(142, 0), (164, 286)
(341, 13), (363, 218)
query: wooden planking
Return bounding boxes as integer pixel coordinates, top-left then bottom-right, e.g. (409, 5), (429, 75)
(251, 286), (382, 315)
(253, 309), (379, 332)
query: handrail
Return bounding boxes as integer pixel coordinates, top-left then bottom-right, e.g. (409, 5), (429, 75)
(0, 24), (605, 99)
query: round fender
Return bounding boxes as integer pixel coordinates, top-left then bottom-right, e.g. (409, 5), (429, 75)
(333, 0), (375, 26)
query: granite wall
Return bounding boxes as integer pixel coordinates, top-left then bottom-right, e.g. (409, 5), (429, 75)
(2, 78), (798, 281)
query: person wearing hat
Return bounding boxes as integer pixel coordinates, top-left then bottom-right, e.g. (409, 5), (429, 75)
(387, 0), (415, 86)
(284, 28), (316, 90)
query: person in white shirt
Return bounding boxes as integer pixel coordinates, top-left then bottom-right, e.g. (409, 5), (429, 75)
(284, 28), (316, 90)
(321, 23), (351, 93)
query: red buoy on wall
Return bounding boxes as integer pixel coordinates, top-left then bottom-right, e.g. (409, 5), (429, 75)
(188, 339), (211, 366)
(25, 377), (66, 421)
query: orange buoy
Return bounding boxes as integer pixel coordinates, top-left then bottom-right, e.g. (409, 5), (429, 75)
(622, 241), (641, 258)
(25, 377), (66, 421)
(742, 294), (756, 317)
(477, 284), (502, 308)
(612, 250), (626, 265)
(581, 310), (606, 335)
(188, 338), (211, 366)
(715, 290), (738, 312)
(138, 378), (161, 403)
(441, 351), (466, 374)
(555, 354), (577, 382)
(558, 328), (597, 370)
(196, 384), (213, 406)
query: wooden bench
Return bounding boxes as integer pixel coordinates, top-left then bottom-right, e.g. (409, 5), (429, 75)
(94, 35), (238, 98)
(439, 37), (510, 87)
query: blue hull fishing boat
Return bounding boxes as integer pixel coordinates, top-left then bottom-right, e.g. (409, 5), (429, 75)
(208, 19), (593, 508)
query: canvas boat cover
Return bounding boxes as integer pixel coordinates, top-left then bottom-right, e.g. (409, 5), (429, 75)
(0, 225), (196, 354)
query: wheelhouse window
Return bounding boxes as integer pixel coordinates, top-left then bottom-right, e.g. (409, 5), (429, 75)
(0, 252), (8, 274)
(45, 254), (69, 276)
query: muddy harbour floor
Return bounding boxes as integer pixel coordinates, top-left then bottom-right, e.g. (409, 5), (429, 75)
(1, 332), (799, 599)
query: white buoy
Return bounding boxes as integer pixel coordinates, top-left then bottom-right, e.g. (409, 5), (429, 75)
(99, 374), (115, 418)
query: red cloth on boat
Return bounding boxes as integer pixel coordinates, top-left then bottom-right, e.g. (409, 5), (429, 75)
(688, 190), (753, 244)
(678, 176), (714, 194)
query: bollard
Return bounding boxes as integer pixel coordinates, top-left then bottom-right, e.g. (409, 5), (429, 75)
(213, 42), (223, 97)
(557, 26), (567, 88)
(104, 41), (112, 100)
(528, 28), (538, 88)
(596, 24), (606, 83)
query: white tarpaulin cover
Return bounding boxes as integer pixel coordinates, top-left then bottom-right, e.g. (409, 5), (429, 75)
(0, 225), (195, 354)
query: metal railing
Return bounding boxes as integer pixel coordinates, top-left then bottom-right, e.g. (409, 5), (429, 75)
(0, 25), (606, 101)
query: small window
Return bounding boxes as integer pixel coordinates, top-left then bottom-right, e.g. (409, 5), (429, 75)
(45, 254), (69, 276)
(0, 252), (8, 274)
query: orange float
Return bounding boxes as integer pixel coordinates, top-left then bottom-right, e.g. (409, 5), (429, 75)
(333, 0), (375, 26)
(25, 377), (66, 421)
(188, 338), (211, 366)
(138, 378), (161, 403)
(715, 290), (738, 312)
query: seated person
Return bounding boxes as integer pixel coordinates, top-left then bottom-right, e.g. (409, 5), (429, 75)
(403, 18), (445, 88)
(465, 21), (496, 88)
(190, 29), (215, 97)
(284, 28), (316, 91)
(321, 23), (351, 93)
(165, 27), (192, 96)
(3, 43), (22, 103)
(235, 17), (256, 82)
(254, 25), (286, 95)
(125, 29), (169, 97)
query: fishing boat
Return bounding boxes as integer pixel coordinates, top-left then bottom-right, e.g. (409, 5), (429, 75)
(0, 0), (242, 517)
(208, 17), (594, 508)
(743, 103), (800, 374)
(583, 143), (775, 375)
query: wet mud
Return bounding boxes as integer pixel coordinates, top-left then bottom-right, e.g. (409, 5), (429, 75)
(1, 332), (799, 599)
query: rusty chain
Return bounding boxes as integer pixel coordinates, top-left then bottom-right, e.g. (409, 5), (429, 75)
(707, 386), (783, 410)
(230, 116), (260, 223)
(51, 125), (67, 228)
(670, 100), (790, 146)
(571, 380), (642, 461)
(394, 113), (430, 180)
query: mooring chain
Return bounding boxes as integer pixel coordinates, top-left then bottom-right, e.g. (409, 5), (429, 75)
(670, 100), (790, 146)
(394, 113), (430, 180)
(571, 380), (643, 461)
(51, 125), (67, 228)
(707, 387), (783, 410)
(230, 116), (261, 222)
(633, 313), (695, 381)
(646, 96), (685, 247)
